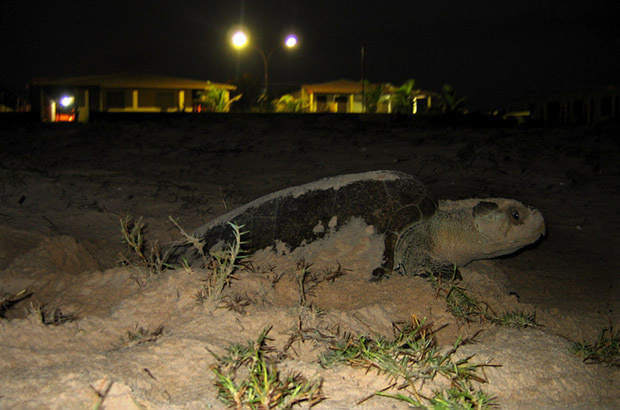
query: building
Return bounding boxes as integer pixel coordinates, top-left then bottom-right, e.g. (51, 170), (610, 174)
(300, 79), (367, 113)
(29, 73), (236, 122)
(520, 86), (620, 125)
(299, 79), (435, 114)
(1, 87), (17, 112)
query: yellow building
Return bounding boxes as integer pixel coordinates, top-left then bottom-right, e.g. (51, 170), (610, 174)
(300, 79), (435, 114)
(29, 73), (235, 122)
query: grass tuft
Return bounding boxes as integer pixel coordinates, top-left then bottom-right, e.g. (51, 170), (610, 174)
(210, 325), (324, 408)
(116, 325), (164, 349)
(429, 276), (492, 323)
(26, 303), (75, 325)
(282, 261), (345, 356)
(429, 276), (539, 330)
(491, 310), (539, 329)
(427, 379), (497, 409)
(193, 222), (247, 313)
(220, 294), (252, 315)
(571, 324), (620, 367)
(118, 214), (166, 277)
(320, 316), (496, 408)
(168, 216), (211, 268)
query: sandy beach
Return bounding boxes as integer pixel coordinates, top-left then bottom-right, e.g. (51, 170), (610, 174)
(0, 114), (618, 408)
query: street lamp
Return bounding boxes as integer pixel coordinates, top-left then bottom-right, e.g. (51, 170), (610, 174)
(231, 29), (298, 96)
(284, 35), (297, 48)
(231, 31), (248, 48)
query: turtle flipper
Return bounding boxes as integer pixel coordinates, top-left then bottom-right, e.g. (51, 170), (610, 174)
(370, 266), (389, 281)
(418, 261), (462, 281)
(397, 251), (462, 281)
(370, 230), (400, 281)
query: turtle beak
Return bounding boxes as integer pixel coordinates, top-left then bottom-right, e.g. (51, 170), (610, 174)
(529, 207), (546, 237)
(532, 209), (547, 236)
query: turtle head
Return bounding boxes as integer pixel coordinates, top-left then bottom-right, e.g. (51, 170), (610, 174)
(470, 198), (546, 260)
(431, 198), (545, 267)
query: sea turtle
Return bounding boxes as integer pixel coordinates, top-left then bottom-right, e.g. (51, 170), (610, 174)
(163, 170), (545, 279)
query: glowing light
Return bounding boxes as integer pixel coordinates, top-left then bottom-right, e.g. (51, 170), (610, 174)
(232, 31), (248, 49)
(60, 96), (74, 107)
(285, 35), (297, 48)
(55, 113), (75, 122)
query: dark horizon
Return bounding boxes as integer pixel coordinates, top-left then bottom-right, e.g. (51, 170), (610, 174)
(2, 1), (619, 110)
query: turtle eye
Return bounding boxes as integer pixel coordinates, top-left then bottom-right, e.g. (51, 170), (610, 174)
(510, 209), (520, 221)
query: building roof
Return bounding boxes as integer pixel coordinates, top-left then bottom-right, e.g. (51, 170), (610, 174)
(29, 73), (236, 90)
(302, 79), (367, 94)
(301, 79), (436, 98)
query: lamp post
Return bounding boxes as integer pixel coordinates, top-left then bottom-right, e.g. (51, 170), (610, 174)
(231, 29), (298, 96)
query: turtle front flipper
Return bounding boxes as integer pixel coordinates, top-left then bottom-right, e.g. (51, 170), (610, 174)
(395, 248), (462, 281)
(370, 267), (389, 281)
(418, 260), (462, 281)
(370, 230), (399, 281)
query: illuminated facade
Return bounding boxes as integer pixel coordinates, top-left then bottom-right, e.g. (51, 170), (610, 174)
(29, 74), (235, 122)
(300, 79), (435, 114)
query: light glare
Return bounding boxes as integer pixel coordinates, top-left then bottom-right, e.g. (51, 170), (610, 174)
(60, 96), (74, 107)
(285, 35), (297, 48)
(232, 31), (248, 48)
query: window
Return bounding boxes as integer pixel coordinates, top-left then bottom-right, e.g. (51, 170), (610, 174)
(315, 95), (328, 112)
(106, 91), (125, 109)
(156, 91), (175, 109)
(600, 96), (612, 117)
(572, 99), (585, 124)
(138, 90), (157, 107)
(335, 96), (348, 113)
(546, 101), (561, 125)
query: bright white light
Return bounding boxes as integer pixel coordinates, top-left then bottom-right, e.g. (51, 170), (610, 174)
(232, 31), (248, 48)
(60, 96), (74, 107)
(285, 35), (297, 48)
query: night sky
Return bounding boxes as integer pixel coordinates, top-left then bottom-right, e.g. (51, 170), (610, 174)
(2, 0), (619, 110)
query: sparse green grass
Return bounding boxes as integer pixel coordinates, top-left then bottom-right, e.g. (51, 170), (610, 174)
(282, 261), (345, 355)
(427, 380), (497, 409)
(491, 310), (539, 329)
(116, 325), (164, 349)
(429, 275), (538, 329)
(168, 216), (211, 268)
(571, 325), (620, 367)
(210, 326), (324, 409)
(429, 276), (492, 323)
(193, 222), (247, 313)
(120, 215), (246, 312)
(26, 303), (75, 325)
(444, 284), (491, 322)
(293, 260), (347, 307)
(220, 294), (252, 315)
(320, 318), (496, 408)
(118, 214), (165, 276)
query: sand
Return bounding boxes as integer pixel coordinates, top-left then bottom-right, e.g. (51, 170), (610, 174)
(0, 114), (618, 409)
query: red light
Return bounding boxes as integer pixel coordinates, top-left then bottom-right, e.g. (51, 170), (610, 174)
(55, 113), (75, 122)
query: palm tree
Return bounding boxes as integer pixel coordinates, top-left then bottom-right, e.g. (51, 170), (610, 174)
(439, 84), (466, 114)
(274, 94), (308, 113)
(195, 82), (241, 112)
(391, 79), (416, 114)
(363, 81), (385, 114)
